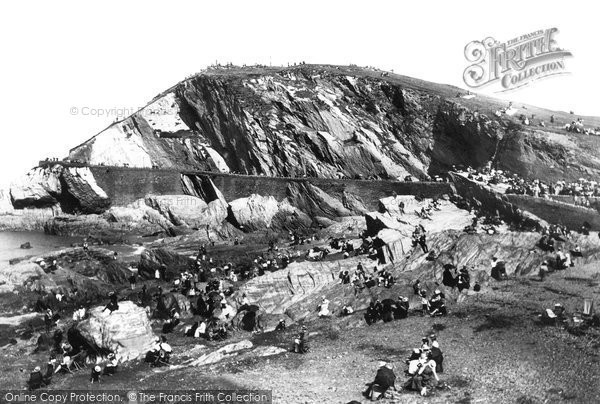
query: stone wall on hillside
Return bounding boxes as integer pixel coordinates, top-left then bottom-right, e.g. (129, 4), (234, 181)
(449, 172), (545, 230)
(89, 166), (182, 206)
(184, 173), (453, 211)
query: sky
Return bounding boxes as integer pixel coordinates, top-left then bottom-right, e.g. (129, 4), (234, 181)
(0, 0), (597, 185)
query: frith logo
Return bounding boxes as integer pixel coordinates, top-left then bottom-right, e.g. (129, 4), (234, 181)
(463, 28), (572, 92)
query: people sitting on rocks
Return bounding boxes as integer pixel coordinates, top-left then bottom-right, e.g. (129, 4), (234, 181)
(145, 337), (162, 365)
(379, 269), (395, 288)
(413, 279), (422, 295)
(190, 320), (208, 338)
(44, 308), (58, 332)
(90, 365), (102, 384)
(208, 320), (229, 341)
(54, 355), (73, 374)
(293, 325), (309, 354)
(162, 308), (181, 334)
(72, 305), (87, 322)
(151, 336), (172, 367)
(456, 267), (471, 292)
(103, 353), (118, 376)
(318, 297), (331, 317)
(363, 361), (396, 401)
(275, 319), (287, 331)
(429, 290), (447, 317)
(491, 256), (508, 281)
(394, 296), (409, 319)
(339, 270), (351, 284)
(381, 299), (395, 323)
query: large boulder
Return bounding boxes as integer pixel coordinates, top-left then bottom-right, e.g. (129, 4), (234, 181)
(10, 165), (110, 214)
(139, 247), (193, 279)
(76, 301), (156, 361)
(228, 194), (311, 231)
(0, 262), (50, 293)
(375, 229), (411, 264)
(144, 194), (227, 228)
(10, 166), (63, 209)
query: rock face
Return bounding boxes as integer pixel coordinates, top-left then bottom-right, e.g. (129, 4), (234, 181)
(10, 165), (109, 214)
(76, 301), (156, 361)
(63, 65), (600, 184)
(144, 194), (227, 229)
(6, 65), (600, 237)
(228, 194), (311, 231)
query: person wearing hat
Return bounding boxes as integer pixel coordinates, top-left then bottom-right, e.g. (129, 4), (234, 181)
(553, 303), (566, 321)
(429, 291), (447, 317)
(406, 348), (421, 364)
(420, 338), (431, 352)
(275, 319), (286, 331)
(27, 366), (45, 390)
(103, 353), (118, 376)
(43, 357), (57, 385)
(408, 355), (439, 396)
(407, 350), (429, 376)
(90, 365), (101, 383)
(363, 361), (396, 400)
(293, 326), (309, 353)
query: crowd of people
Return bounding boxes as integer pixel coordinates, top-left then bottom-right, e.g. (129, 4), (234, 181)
(27, 311), (121, 389)
(456, 165), (600, 204)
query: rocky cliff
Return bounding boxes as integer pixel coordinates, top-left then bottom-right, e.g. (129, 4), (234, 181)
(65, 65), (600, 182)
(5, 64), (600, 234)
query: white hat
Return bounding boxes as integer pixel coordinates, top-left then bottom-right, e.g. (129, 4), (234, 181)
(377, 361), (387, 368)
(432, 341), (439, 348)
(34, 366), (41, 372)
(94, 365), (101, 372)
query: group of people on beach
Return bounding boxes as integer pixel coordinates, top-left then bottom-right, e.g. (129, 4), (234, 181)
(362, 333), (445, 400)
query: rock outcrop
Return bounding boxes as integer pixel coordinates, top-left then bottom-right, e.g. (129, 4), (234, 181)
(189, 340), (253, 367)
(63, 65), (600, 185)
(76, 301), (156, 361)
(10, 165), (109, 214)
(228, 194), (311, 231)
